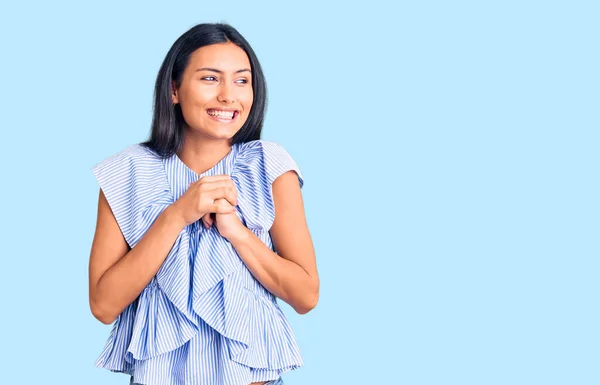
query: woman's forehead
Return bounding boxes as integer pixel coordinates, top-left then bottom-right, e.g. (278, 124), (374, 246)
(188, 43), (251, 72)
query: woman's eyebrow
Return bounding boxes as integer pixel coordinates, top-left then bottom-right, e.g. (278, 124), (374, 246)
(195, 67), (251, 74)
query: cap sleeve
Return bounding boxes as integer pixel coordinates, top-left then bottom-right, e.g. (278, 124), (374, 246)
(91, 144), (171, 248)
(262, 141), (304, 188)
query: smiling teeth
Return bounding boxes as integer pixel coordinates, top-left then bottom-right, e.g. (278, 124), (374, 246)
(208, 110), (234, 119)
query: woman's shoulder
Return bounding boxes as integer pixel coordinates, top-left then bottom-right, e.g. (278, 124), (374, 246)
(239, 139), (287, 151)
(235, 139), (303, 187)
(237, 139), (296, 162)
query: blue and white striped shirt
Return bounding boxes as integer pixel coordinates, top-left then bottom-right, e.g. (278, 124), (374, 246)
(91, 140), (305, 385)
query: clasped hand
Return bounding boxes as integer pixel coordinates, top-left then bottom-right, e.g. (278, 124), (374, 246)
(173, 175), (244, 240)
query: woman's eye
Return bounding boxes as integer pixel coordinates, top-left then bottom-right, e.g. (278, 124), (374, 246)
(202, 76), (217, 81)
(236, 79), (248, 84)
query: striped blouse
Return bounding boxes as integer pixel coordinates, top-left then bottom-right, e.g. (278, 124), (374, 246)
(91, 140), (305, 385)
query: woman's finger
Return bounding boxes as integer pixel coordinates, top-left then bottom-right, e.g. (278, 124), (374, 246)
(202, 213), (213, 228)
(211, 200), (236, 214)
(209, 187), (239, 206)
(197, 180), (237, 193)
(226, 188), (238, 207)
(197, 181), (239, 205)
(196, 174), (232, 184)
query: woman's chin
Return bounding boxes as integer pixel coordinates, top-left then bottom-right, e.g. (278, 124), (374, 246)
(212, 126), (242, 139)
(187, 125), (242, 140)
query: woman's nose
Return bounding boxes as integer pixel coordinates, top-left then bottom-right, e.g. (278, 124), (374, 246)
(217, 83), (235, 104)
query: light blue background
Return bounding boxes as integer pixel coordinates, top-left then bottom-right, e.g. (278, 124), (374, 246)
(0, 1), (597, 384)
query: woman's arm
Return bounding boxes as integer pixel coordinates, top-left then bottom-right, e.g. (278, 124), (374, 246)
(88, 189), (187, 325)
(226, 171), (319, 314)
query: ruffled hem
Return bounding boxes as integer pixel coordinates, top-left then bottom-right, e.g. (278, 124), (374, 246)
(95, 263), (303, 372)
(125, 280), (198, 361)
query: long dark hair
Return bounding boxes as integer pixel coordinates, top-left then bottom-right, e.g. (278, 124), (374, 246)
(140, 23), (267, 158)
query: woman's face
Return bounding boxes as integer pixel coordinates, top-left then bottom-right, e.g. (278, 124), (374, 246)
(172, 42), (254, 141)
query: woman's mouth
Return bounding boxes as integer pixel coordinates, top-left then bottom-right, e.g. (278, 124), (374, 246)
(206, 109), (239, 123)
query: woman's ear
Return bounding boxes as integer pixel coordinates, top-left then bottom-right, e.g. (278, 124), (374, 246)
(171, 82), (179, 104)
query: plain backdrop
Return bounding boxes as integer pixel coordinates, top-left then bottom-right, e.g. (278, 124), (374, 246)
(0, 1), (598, 384)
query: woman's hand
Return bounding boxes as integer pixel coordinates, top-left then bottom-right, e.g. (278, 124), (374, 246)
(206, 198), (246, 240)
(172, 175), (238, 227)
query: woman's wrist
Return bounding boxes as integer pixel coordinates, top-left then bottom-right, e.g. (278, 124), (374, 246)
(164, 201), (190, 230)
(225, 225), (252, 245)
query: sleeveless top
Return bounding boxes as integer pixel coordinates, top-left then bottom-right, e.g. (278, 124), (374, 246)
(91, 140), (305, 385)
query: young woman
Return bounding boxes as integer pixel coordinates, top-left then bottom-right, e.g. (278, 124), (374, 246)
(88, 23), (319, 385)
